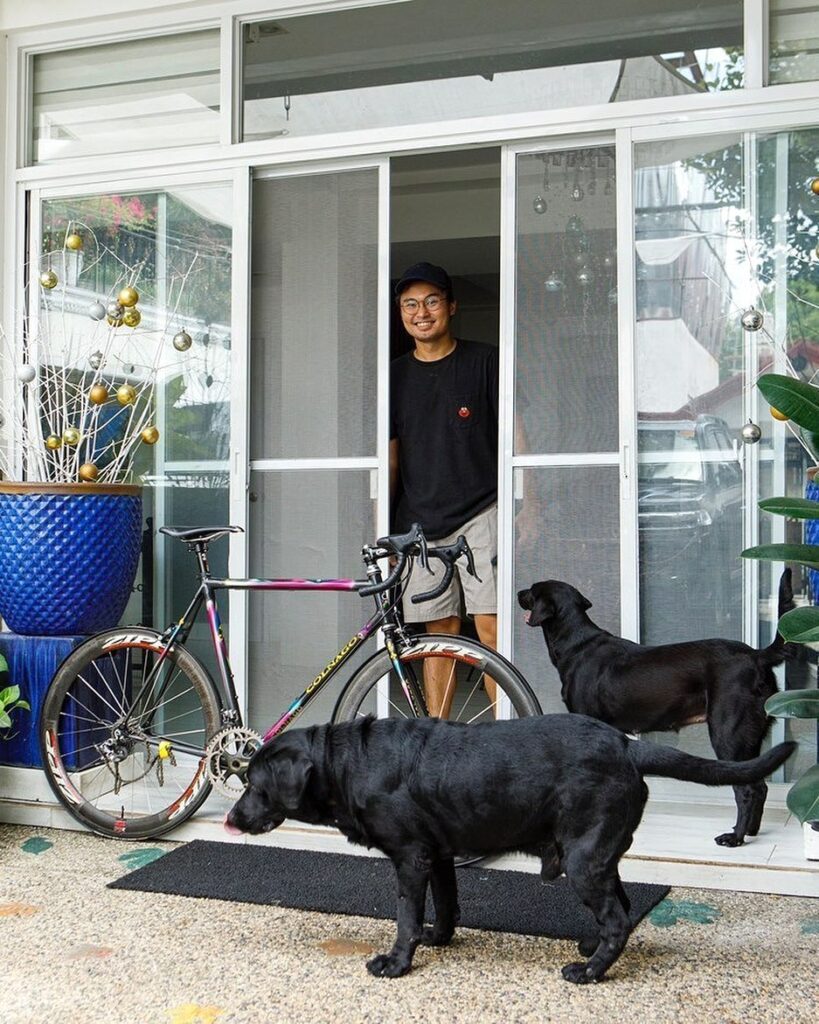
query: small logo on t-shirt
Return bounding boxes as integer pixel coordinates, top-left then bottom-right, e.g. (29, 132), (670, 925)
(458, 406), (471, 419)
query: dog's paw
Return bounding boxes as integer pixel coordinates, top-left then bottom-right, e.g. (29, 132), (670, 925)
(577, 937), (599, 958)
(561, 961), (602, 984)
(366, 953), (412, 978)
(714, 831), (744, 847)
(419, 925), (454, 947)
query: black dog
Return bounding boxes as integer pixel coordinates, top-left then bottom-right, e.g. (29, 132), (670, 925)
(225, 715), (794, 983)
(517, 573), (793, 847)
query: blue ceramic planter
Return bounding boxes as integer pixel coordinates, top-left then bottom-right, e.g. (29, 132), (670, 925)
(0, 482), (142, 636)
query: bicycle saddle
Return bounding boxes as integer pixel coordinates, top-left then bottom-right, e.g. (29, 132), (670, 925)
(159, 525), (244, 544)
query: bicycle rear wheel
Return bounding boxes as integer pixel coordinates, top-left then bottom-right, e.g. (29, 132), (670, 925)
(333, 634), (540, 723)
(40, 629), (222, 840)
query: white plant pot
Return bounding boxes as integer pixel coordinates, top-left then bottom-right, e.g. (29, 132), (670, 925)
(805, 821), (819, 861)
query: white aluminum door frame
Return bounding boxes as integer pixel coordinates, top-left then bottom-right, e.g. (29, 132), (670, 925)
(245, 156), (391, 718)
(499, 133), (636, 656)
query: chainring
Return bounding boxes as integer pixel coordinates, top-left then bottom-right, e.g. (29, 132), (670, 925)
(204, 726), (263, 800)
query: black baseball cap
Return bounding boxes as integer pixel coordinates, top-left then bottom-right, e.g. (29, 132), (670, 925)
(394, 262), (453, 300)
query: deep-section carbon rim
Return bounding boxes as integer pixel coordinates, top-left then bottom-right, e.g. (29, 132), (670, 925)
(333, 635), (541, 724)
(39, 629), (221, 840)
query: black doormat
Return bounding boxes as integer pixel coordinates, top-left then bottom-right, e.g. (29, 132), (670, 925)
(109, 840), (669, 941)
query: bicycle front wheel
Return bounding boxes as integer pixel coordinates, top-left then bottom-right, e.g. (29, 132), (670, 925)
(40, 628), (222, 840)
(333, 634), (541, 723)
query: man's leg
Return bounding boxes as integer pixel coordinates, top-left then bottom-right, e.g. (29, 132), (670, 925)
(474, 613), (498, 707)
(423, 614), (461, 717)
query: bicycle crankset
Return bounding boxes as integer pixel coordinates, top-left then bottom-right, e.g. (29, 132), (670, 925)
(204, 727), (263, 799)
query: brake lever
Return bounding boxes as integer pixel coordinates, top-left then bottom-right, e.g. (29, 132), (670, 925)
(457, 535), (482, 583)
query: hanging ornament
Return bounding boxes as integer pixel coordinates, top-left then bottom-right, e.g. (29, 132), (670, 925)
(45, 435), (62, 451)
(65, 233), (83, 251)
(570, 184), (585, 202)
(88, 301), (106, 321)
(172, 330), (192, 352)
(532, 194), (547, 214)
(116, 384), (137, 406)
(770, 406), (789, 422)
(793, 354), (808, 372)
(123, 308), (141, 328)
(602, 254), (616, 269)
(63, 427), (81, 446)
(78, 463), (99, 482)
(543, 272), (564, 292)
(810, 177), (819, 196)
(89, 351), (104, 371)
(576, 267), (594, 287)
(89, 384), (109, 405)
(118, 286), (139, 308)
(39, 270), (58, 289)
(16, 365), (36, 383)
(141, 425), (160, 445)
(205, 374), (213, 388)
(741, 420), (762, 444)
(741, 308), (764, 332)
(107, 301), (124, 326)
(565, 215), (584, 236)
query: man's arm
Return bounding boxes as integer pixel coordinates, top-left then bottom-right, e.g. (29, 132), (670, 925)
(389, 438), (400, 501)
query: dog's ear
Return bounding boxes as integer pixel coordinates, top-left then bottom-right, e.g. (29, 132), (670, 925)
(268, 753), (313, 811)
(579, 593), (592, 611)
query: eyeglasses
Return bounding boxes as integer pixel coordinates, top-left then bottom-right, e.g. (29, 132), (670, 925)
(399, 294), (447, 314)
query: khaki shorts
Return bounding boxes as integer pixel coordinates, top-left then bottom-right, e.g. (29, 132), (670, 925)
(402, 504), (497, 624)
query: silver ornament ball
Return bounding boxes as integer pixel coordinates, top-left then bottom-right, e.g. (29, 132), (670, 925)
(172, 330), (192, 352)
(88, 301), (106, 321)
(89, 350), (104, 371)
(741, 308), (764, 332)
(107, 301), (125, 319)
(532, 194), (547, 215)
(17, 364), (36, 384)
(741, 420), (762, 444)
(543, 273), (564, 292)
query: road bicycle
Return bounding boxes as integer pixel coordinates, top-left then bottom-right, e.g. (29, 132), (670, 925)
(39, 522), (541, 840)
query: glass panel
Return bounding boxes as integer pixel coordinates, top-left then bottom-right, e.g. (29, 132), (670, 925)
(770, 0), (819, 84)
(755, 126), (819, 784)
(31, 30), (220, 164)
(246, 470), (375, 733)
(34, 185), (232, 635)
(634, 135), (747, 645)
(250, 170), (378, 459)
(512, 466), (621, 714)
(242, 1), (743, 142)
(515, 147), (619, 455)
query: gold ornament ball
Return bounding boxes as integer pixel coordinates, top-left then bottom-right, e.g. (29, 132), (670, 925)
(78, 462), (99, 482)
(63, 427), (81, 446)
(89, 383), (109, 405)
(39, 270), (58, 289)
(172, 330), (192, 352)
(45, 434), (62, 451)
(123, 307), (141, 328)
(116, 384), (137, 406)
(141, 425), (160, 445)
(811, 177), (819, 196)
(65, 233), (83, 251)
(118, 286), (139, 308)
(107, 313), (124, 327)
(770, 406), (789, 422)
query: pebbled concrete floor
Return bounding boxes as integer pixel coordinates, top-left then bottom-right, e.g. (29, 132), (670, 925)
(0, 823), (816, 1024)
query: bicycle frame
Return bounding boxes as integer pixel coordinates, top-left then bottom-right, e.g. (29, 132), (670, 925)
(127, 542), (427, 756)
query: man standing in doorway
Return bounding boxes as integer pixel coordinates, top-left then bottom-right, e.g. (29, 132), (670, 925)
(390, 262), (499, 717)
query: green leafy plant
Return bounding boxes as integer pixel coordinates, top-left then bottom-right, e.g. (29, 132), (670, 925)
(742, 372), (819, 825)
(0, 653), (30, 737)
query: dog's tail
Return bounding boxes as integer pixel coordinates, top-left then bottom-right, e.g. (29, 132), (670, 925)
(627, 739), (796, 786)
(759, 567), (795, 665)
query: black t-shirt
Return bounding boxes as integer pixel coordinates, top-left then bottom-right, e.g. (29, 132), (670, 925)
(390, 339), (498, 539)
